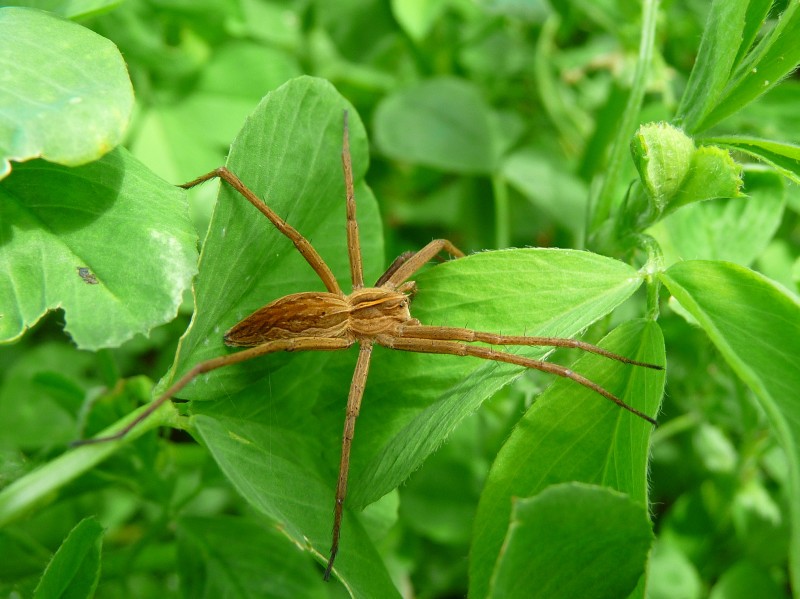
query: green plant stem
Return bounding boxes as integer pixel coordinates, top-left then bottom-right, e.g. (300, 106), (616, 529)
(637, 233), (664, 320)
(492, 172), (510, 249)
(534, 14), (587, 155)
(0, 400), (179, 527)
(588, 0), (660, 238)
(650, 412), (701, 445)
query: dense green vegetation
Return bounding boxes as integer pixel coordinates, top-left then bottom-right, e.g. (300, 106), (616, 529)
(1, 1), (799, 597)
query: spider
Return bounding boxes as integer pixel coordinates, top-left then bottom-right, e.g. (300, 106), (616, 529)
(78, 111), (661, 580)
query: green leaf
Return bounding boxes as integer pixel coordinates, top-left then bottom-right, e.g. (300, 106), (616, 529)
(469, 319), (664, 598)
(6, 1), (122, 20)
(488, 483), (654, 599)
(32, 516), (103, 599)
(391, 0), (448, 41)
(373, 77), (496, 173)
(709, 560), (787, 599)
(176, 515), (327, 598)
(0, 7), (133, 178)
(647, 540), (703, 599)
(702, 2), (800, 130)
(647, 170), (785, 267)
(351, 250), (650, 509)
(660, 260), (800, 591)
(0, 382), (176, 528)
(676, 0), (751, 133)
(192, 413), (398, 597)
(0, 342), (94, 450)
(130, 41), (302, 185)
(502, 147), (588, 235)
(704, 136), (800, 185)
(0, 148), (198, 349)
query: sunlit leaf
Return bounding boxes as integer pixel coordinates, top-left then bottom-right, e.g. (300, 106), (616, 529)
(0, 7), (133, 178)
(0, 148), (197, 349)
(661, 260), (800, 590)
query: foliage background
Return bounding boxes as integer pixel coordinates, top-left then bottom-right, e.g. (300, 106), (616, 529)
(1, 0), (799, 597)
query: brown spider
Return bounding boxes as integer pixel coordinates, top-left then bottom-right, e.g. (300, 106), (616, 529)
(78, 112), (661, 580)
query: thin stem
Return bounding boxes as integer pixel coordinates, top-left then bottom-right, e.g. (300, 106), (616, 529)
(587, 0), (660, 239)
(636, 233), (664, 320)
(0, 400), (177, 527)
(492, 172), (510, 249)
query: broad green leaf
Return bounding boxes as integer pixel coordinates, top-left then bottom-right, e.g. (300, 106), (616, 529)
(373, 78), (496, 173)
(32, 516), (103, 599)
(701, 2), (800, 130)
(676, 0), (750, 133)
(647, 540), (703, 599)
(660, 260), (800, 590)
(350, 251), (649, 509)
(5, 1), (122, 20)
(0, 148), (197, 349)
(502, 147), (587, 235)
(0, 342), (94, 450)
(488, 483), (654, 599)
(647, 170), (785, 267)
(192, 413), (398, 598)
(709, 560), (786, 599)
(470, 319), (665, 599)
(130, 41), (302, 185)
(176, 515), (327, 598)
(705, 136), (800, 185)
(0, 7), (133, 178)
(391, 0), (448, 41)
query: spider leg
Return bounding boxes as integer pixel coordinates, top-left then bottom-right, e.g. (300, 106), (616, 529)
(341, 111), (364, 290)
(180, 167), (342, 296)
(380, 239), (466, 289)
(73, 337), (353, 446)
(397, 325), (664, 370)
(325, 341), (374, 581)
(375, 251), (415, 286)
(375, 335), (657, 426)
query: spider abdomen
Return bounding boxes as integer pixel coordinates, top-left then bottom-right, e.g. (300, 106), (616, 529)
(224, 288), (417, 346)
(224, 292), (350, 346)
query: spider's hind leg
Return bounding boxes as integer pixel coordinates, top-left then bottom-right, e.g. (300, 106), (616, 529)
(375, 334), (658, 426)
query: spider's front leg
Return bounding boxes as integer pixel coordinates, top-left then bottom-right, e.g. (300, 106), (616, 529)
(377, 239), (466, 288)
(180, 167), (342, 296)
